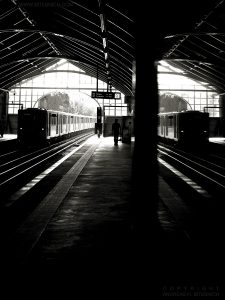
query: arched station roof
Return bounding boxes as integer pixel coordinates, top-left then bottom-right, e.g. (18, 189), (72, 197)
(0, 0), (135, 96)
(1, 0), (225, 95)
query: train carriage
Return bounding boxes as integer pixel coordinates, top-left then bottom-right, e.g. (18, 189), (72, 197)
(17, 108), (96, 146)
(158, 110), (209, 146)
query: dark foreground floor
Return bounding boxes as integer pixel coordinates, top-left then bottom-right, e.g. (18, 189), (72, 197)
(0, 136), (223, 297)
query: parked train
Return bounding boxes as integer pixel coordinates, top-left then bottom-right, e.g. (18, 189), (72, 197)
(17, 108), (96, 146)
(158, 110), (209, 146)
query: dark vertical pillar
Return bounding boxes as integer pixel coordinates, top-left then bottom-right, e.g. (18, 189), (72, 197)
(0, 92), (7, 117)
(96, 106), (102, 135)
(130, 3), (161, 288)
(219, 95), (225, 136)
(132, 49), (159, 228)
(0, 91), (8, 132)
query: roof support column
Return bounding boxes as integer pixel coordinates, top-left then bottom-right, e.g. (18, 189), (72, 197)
(132, 46), (159, 234)
(219, 95), (225, 136)
(0, 91), (8, 134)
(130, 3), (162, 289)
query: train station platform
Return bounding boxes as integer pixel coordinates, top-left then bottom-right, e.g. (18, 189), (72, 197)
(22, 136), (135, 265)
(1, 135), (223, 296)
(209, 137), (225, 143)
(0, 134), (190, 295)
(0, 134), (17, 151)
(0, 133), (17, 141)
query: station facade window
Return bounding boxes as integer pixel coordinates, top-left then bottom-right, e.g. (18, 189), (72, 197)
(158, 61), (220, 117)
(8, 59), (127, 116)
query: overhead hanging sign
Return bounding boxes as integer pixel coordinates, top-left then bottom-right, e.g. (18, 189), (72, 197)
(91, 91), (121, 99)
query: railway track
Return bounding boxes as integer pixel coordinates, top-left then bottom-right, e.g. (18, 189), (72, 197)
(158, 143), (225, 199)
(158, 142), (225, 244)
(0, 133), (101, 267)
(0, 132), (93, 195)
(0, 132), (95, 234)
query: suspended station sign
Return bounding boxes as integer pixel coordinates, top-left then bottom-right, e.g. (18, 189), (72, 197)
(91, 91), (121, 99)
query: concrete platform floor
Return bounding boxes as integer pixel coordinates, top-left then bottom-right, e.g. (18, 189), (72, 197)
(1, 136), (223, 296)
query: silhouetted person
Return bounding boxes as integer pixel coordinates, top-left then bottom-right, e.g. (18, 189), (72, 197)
(112, 118), (121, 145)
(0, 119), (4, 138)
(96, 123), (102, 138)
(127, 121), (132, 143)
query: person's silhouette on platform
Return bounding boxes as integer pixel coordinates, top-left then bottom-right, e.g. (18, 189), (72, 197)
(112, 118), (121, 146)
